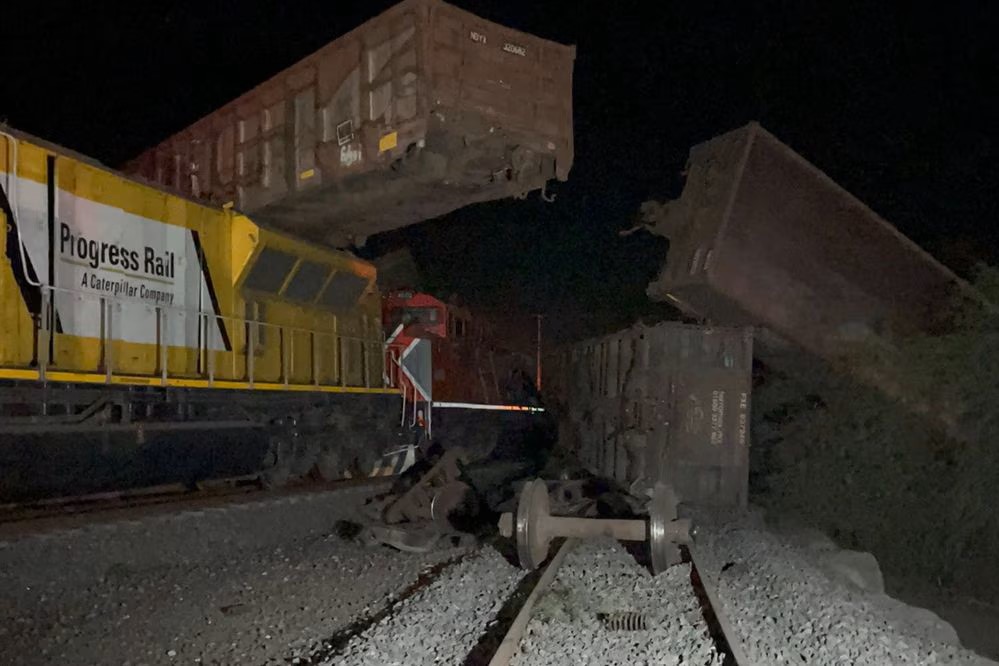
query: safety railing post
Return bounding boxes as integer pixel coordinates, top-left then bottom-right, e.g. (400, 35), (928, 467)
(281, 326), (289, 386)
(38, 288), (51, 382)
(288, 329), (294, 386)
(400, 382), (408, 426)
(98, 296), (107, 374)
(104, 299), (114, 383)
(247, 319), (255, 387)
(207, 313), (216, 386)
(159, 307), (168, 386)
(362, 340), (371, 388)
(311, 331), (319, 386)
(337, 336), (345, 387)
(230, 315), (237, 381)
(200, 312), (206, 378)
(332, 317), (341, 386)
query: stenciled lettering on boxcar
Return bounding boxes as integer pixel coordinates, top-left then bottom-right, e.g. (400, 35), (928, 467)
(738, 392), (748, 447)
(503, 42), (527, 56)
(710, 389), (726, 446)
(340, 143), (363, 167)
(552, 322), (753, 509)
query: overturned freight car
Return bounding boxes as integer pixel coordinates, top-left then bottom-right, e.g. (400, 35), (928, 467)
(547, 322), (753, 509)
(643, 123), (982, 432)
(124, 0), (575, 247)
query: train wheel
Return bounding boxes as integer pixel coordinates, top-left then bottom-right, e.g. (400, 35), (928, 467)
(261, 461), (291, 489)
(291, 438), (320, 477)
(261, 437), (293, 488)
(357, 447), (379, 477)
(316, 448), (342, 481)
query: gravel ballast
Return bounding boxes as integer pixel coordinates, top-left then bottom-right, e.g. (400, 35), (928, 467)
(6, 485), (997, 666)
(512, 539), (724, 666)
(0, 486), (462, 665)
(694, 512), (999, 665)
(332, 546), (525, 665)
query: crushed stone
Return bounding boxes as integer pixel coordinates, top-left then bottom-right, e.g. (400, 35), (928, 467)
(331, 546), (525, 665)
(694, 512), (998, 665)
(0, 486), (461, 665)
(513, 539), (724, 666)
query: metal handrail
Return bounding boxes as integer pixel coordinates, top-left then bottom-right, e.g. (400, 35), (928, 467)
(30, 283), (387, 390)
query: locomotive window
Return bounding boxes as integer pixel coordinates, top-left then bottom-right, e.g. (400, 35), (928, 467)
(415, 308), (439, 325)
(284, 261), (329, 302)
(244, 247), (296, 293)
(318, 271), (369, 312)
(388, 307), (439, 330)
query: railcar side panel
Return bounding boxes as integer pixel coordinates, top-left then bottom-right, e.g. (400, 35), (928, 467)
(647, 122), (972, 360)
(549, 322), (753, 509)
(123, 0), (575, 246)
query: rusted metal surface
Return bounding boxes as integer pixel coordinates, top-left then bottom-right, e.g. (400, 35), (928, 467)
(646, 122), (977, 363)
(382, 447), (468, 524)
(499, 478), (690, 573)
(487, 538), (577, 666)
(548, 322), (753, 509)
(124, 0), (574, 247)
(645, 123), (981, 433)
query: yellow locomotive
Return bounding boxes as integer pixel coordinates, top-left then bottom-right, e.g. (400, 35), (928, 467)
(0, 127), (401, 499)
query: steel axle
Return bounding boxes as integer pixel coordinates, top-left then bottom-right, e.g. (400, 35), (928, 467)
(498, 478), (692, 574)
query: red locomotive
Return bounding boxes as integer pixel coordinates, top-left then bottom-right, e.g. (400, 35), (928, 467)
(383, 290), (540, 432)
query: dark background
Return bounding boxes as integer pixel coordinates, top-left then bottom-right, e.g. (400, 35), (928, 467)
(3, 1), (997, 339)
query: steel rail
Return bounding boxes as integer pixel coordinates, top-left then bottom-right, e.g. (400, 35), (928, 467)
(689, 544), (753, 666)
(488, 538), (578, 665)
(0, 475), (392, 534)
(485, 539), (751, 666)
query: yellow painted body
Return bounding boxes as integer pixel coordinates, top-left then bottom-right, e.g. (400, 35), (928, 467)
(0, 129), (392, 393)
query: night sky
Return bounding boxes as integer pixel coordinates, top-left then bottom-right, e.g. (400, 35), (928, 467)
(3, 1), (997, 340)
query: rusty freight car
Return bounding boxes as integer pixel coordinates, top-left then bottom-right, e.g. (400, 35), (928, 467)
(643, 123), (983, 432)
(125, 0), (575, 247)
(548, 323), (753, 509)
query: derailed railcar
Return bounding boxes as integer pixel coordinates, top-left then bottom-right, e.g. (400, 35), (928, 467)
(124, 0), (575, 247)
(647, 122), (972, 353)
(644, 123), (980, 431)
(548, 322), (753, 509)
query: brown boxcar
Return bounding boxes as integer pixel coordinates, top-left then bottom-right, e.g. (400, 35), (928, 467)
(548, 323), (753, 509)
(124, 0), (575, 247)
(645, 123), (985, 435)
(648, 123), (975, 347)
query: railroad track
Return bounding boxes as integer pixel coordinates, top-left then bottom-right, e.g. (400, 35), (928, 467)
(0, 475), (262, 523)
(4, 471), (747, 664)
(316, 479), (748, 665)
(4, 470), (968, 665)
(487, 538), (747, 666)
(2, 469), (982, 665)
(315, 536), (746, 666)
(0, 473), (391, 537)
(488, 538), (578, 665)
